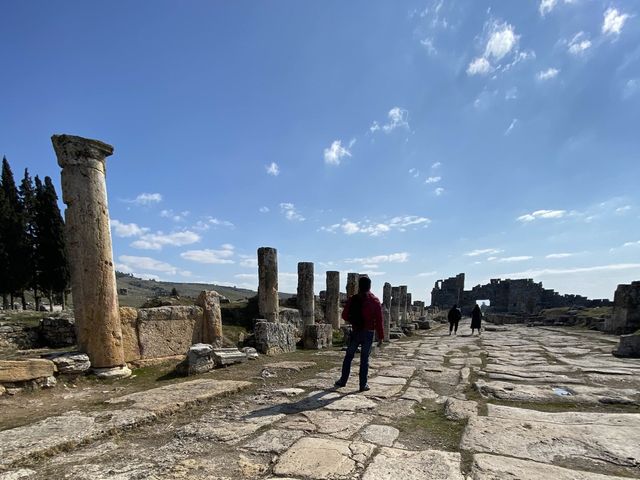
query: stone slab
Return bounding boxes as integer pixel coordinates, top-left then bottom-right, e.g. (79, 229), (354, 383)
(302, 410), (372, 439)
(444, 398), (477, 420)
(368, 375), (407, 386)
(359, 424), (399, 447)
(0, 359), (55, 382)
(264, 361), (316, 371)
(362, 447), (464, 480)
(471, 453), (632, 480)
(137, 306), (203, 359)
(242, 428), (304, 453)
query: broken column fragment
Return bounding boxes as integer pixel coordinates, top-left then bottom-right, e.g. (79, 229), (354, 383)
(326, 271), (340, 330)
(297, 262), (315, 327)
(195, 290), (223, 348)
(346, 272), (359, 298)
(51, 134), (130, 379)
(258, 247), (279, 323)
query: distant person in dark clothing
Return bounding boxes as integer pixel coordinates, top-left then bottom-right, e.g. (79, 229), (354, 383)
(448, 304), (461, 335)
(471, 304), (482, 335)
(335, 276), (384, 392)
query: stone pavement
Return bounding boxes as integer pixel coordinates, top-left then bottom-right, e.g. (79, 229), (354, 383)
(1, 323), (640, 479)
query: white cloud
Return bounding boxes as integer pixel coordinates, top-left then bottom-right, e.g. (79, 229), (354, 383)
(345, 253), (410, 265)
(324, 140), (352, 166)
(537, 68), (560, 81)
(409, 168), (420, 178)
(382, 107), (410, 133)
(266, 162), (280, 176)
(504, 263), (640, 278)
(546, 253), (574, 259)
(425, 176), (441, 184)
(615, 205), (632, 214)
(259, 206), (270, 213)
(497, 256), (533, 262)
(180, 245), (235, 264)
(467, 57), (492, 76)
(623, 79), (639, 99)
(131, 230), (201, 250)
(539, 0), (557, 16)
(160, 209), (189, 222)
(623, 240), (640, 248)
(369, 121), (380, 133)
(207, 217), (235, 228)
(280, 203), (305, 222)
(132, 193), (162, 205)
(504, 118), (518, 136)
(321, 215), (430, 237)
(417, 271), (438, 277)
(568, 32), (592, 55)
(465, 248), (503, 257)
(517, 209), (566, 222)
(505, 87), (518, 100)
(420, 38), (437, 55)
(431, 162), (442, 169)
(239, 257), (258, 268)
(118, 255), (179, 274)
(111, 219), (149, 238)
(484, 22), (519, 61)
(602, 8), (630, 36)
(434, 187), (445, 196)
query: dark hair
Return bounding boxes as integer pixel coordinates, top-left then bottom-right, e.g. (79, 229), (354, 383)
(358, 275), (371, 293)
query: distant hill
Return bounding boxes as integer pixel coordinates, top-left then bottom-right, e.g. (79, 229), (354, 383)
(115, 272), (293, 308)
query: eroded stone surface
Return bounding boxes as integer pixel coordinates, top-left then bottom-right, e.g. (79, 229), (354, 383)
(359, 424), (399, 447)
(362, 447), (464, 480)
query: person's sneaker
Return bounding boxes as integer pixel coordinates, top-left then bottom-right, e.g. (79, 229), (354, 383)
(334, 380), (346, 388)
(359, 384), (370, 392)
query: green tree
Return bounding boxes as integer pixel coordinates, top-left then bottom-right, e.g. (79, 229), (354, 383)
(34, 176), (69, 310)
(18, 169), (37, 309)
(0, 181), (10, 309)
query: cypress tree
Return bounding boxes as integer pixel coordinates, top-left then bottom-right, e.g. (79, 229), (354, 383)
(19, 169), (38, 309)
(34, 176), (69, 310)
(0, 182), (9, 309)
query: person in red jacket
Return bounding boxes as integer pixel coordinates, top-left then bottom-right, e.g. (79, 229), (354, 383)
(334, 275), (384, 392)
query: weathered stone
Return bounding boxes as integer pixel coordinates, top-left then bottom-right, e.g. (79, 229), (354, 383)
(274, 387), (305, 396)
(390, 286), (401, 327)
(264, 361), (316, 371)
(346, 273), (359, 298)
(362, 447), (464, 480)
(472, 454), (630, 480)
(399, 286), (408, 326)
(444, 397), (477, 420)
(0, 359), (55, 383)
(297, 262), (315, 327)
(195, 290), (223, 348)
(39, 316), (76, 347)
(613, 331), (640, 358)
(275, 437), (370, 479)
(137, 306), (204, 358)
(243, 428), (304, 453)
(324, 395), (377, 411)
(401, 387), (439, 402)
(118, 306), (141, 361)
(0, 469), (36, 479)
(302, 410), (372, 439)
(0, 384), (5, 396)
(242, 346), (259, 360)
(186, 343), (215, 374)
(212, 348), (247, 366)
(359, 425), (399, 447)
(368, 375), (407, 386)
(258, 247), (279, 323)
(254, 320), (297, 355)
(92, 365), (132, 379)
(605, 281), (640, 334)
(383, 282), (391, 341)
(43, 352), (90, 375)
(52, 134), (126, 370)
(303, 324), (333, 349)
(326, 271), (340, 330)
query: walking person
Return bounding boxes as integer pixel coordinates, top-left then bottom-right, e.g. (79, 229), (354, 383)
(471, 304), (482, 335)
(448, 304), (461, 335)
(335, 276), (384, 392)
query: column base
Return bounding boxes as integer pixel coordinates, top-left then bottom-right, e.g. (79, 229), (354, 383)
(92, 365), (132, 380)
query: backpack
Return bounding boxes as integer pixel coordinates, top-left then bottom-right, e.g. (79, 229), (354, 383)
(348, 294), (365, 331)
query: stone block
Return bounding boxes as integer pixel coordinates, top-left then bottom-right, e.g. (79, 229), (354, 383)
(613, 331), (640, 358)
(278, 307), (303, 332)
(39, 316), (76, 348)
(195, 290), (223, 347)
(119, 306), (141, 362)
(0, 359), (56, 383)
(303, 324), (333, 350)
(254, 320), (297, 355)
(43, 352), (91, 375)
(187, 343), (215, 374)
(137, 306), (203, 359)
(242, 347), (259, 360)
(212, 348), (247, 366)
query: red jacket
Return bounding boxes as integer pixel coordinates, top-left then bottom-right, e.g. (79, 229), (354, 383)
(342, 292), (384, 340)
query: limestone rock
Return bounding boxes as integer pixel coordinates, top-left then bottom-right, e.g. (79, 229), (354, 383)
(362, 447), (464, 480)
(254, 320), (297, 355)
(137, 306), (204, 358)
(243, 428), (304, 453)
(613, 331), (640, 358)
(303, 324), (333, 349)
(119, 306), (141, 361)
(92, 365), (132, 380)
(39, 316), (76, 347)
(0, 359), (55, 383)
(0, 384), (5, 396)
(186, 343), (215, 374)
(195, 290), (223, 348)
(212, 348), (247, 366)
(444, 397), (477, 420)
(0, 469), (37, 480)
(242, 347), (259, 360)
(359, 425), (399, 447)
(43, 352), (91, 375)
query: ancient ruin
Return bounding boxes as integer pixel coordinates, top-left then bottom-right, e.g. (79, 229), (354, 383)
(605, 281), (640, 334)
(346, 272), (359, 298)
(51, 134), (130, 379)
(258, 247), (279, 323)
(325, 271), (340, 330)
(297, 262), (315, 327)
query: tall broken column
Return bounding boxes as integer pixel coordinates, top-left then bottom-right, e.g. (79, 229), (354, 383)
(399, 286), (408, 326)
(346, 272), (359, 298)
(326, 271), (340, 330)
(258, 247), (279, 323)
(407, 293), (413, 322)
(391, 286), (400, 327)
(51, 134), (130, 379)
(383, 282), (392, 341)
(297, 262), (315, 327)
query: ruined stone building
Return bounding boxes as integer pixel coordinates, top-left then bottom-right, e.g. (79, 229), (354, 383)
(431, 273), (611, 314)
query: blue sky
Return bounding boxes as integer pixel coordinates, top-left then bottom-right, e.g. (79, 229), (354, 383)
(1, 1), (639, 301)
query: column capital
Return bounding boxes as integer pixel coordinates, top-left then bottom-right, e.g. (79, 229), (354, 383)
(52, 134), (114, 168)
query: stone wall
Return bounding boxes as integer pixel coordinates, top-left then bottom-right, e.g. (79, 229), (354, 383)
(604, 282), (640, 335)
(0, 323), (40, 350)
(254, 320), (297, 355)
(40, 317), (76, 348)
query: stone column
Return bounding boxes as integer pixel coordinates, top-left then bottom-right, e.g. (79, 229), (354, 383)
(346, 272), (359, 298)
(407, 293), (413, 322)
(51, 134), (130, 379)
(196, 290), (223, 348)
(391, 286), (400, 327)
(399, 286), (408, 326)
(297, 262), (315, 327)
(258, 247), (279, 322)
(326, 271), (340, 330)
(383, 282), (392, 341)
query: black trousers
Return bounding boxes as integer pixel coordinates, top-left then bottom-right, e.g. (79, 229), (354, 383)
(449, 320), (459, 333)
